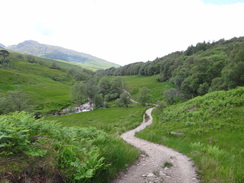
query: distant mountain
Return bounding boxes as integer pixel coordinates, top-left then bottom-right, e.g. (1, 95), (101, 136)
(8, 40), (119, 69)
(0, 43), (5, 48)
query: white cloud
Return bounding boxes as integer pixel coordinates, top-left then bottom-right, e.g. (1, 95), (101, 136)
(1, 0), (244, 65)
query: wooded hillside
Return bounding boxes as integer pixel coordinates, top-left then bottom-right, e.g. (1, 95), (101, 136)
(99, 37), (244, 98)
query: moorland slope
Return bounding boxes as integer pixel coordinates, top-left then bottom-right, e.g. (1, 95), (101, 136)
(8, 40), (119, 69)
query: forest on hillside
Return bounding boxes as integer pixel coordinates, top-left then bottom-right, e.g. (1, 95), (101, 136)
(98, 37), (244, 98)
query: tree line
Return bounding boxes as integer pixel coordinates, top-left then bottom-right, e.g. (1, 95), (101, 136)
(98, 37), (244, 99)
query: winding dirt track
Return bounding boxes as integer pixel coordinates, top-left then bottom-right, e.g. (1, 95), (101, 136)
(112, 107), (199, 183)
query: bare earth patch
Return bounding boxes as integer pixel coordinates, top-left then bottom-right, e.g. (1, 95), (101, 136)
(111, 108), (199, 183)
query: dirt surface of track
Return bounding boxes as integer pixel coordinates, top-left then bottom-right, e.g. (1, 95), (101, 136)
(112, 107), (199, 183)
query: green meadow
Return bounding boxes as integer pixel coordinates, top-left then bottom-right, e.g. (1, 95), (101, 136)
(137, 87), (244, 183)
(46, 105), (147, 135)
(122, 75), (173, 103)
(0, 52), (78, 114)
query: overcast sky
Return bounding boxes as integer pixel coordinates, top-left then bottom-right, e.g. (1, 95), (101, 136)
(1, 0), (244, 65)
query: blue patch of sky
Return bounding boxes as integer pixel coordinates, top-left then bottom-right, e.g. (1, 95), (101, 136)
(201, 0), (244, 5)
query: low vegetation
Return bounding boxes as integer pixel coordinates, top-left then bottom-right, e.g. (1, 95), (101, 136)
(46, 105), (147, 135)
(137, 87), (244, 183)
(0, 112), (139, 183)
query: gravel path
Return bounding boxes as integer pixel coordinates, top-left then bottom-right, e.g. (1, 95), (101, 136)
(111, 107), (199, 183)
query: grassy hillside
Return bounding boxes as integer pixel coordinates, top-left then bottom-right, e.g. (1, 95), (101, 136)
(0, 50), (89, 115)
(122, 75), (174, 103)
(137, 87), (244, 183)
(8, 40), (119, 70)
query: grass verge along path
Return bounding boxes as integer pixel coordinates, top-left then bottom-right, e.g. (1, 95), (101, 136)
(136, 87), (244, 183)
(112, 108), (199, 183)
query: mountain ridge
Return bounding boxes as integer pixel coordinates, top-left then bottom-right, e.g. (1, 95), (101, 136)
(0, 43), (5, 48)
(7, 40), (119, 69)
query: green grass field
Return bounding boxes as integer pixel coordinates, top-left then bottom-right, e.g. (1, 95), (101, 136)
(121, 75), (174, 103)
(47, 105), (147, 135)
(137, 87), (244, 183)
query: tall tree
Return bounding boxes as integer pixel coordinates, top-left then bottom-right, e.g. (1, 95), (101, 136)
(137, 87), (152, 106)
(116, 92), (131, 107)
(0, 90), (29, 114)
(94, 94), (104, 108)
(0, 50), (9, 60)
(0, 50), (10, 68)
(85, 78), (99, 102)
(98, 77), (111, 97)
(71, 81), (87, 105)
(111, 77), (123, 94)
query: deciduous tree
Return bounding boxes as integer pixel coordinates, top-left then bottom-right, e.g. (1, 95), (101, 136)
(0, 50), (10, 68)
(116, 92), (131, 107)
(137, 87), (152, 106)
(0, 90), (30, 114)
(71, 81), (87, 105)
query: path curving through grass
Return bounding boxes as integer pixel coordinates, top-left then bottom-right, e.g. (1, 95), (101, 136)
(112, 107), (199, 183)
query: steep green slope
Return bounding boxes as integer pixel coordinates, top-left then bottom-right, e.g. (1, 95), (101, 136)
(0, 50), (91, 114)
(137, 87), (244, 183)
(8, 40), (119, 69)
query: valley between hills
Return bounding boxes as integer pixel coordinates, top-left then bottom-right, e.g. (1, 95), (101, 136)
(0, 37), (243, 183)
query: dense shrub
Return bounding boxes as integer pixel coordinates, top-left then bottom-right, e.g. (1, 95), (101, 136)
(0, 112), (135, 182)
